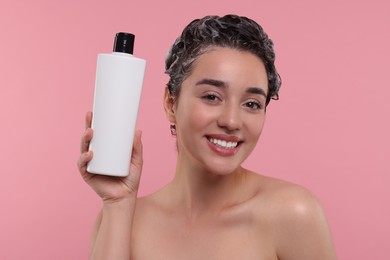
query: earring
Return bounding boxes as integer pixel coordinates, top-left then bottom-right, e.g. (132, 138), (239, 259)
(170, 124), (176, 136)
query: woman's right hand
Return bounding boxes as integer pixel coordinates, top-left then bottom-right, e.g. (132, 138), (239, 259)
(77, 111), (143, 204)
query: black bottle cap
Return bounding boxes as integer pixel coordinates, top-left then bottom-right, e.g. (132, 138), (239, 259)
(113, 32), (135, 54)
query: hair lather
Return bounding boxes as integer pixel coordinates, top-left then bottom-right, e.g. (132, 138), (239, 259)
(165, 14), (281, 106)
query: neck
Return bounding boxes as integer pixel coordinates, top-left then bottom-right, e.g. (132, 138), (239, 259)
(169, 157), (248, 220)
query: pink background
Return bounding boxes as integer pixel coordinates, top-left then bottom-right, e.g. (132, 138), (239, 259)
(0, 0), (389, 259)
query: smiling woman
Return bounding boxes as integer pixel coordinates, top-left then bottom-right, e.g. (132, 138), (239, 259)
(166, 48), (268, 174)
(77, 14), (337, 259)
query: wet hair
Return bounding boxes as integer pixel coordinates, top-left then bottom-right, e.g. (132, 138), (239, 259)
(165, 14), (281, 106)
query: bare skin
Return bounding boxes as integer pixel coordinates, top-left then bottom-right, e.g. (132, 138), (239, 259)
(79, 48), (337, 260)
(131, 172), (335, 260)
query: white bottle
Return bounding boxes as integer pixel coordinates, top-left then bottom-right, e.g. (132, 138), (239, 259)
(87, 32), (146, 177)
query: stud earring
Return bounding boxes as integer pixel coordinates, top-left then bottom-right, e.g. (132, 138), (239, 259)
(170, 124), (176, 136)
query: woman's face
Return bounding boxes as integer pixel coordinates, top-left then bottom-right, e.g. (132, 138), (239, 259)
(166, 47), (268, 175)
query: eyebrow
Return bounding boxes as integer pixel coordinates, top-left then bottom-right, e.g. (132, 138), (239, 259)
(246, 87), (267, 98)
(195, 78), (226, 88)
(195, 78), (267, 98)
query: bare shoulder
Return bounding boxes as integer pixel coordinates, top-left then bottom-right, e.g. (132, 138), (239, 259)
(134, 192), (165, 217)
(252, 173), (323, 217)
(249, 172), (337, 259)
(133, 186), (174, 221)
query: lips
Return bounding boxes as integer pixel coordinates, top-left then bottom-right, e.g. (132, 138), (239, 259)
(208, 138), (238, 149)
(206, 134), (243, 156)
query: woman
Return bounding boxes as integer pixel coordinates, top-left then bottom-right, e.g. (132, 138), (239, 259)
(78, 14), (337, 259)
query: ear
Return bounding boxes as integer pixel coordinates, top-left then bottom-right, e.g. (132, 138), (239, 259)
(163, 87), (176, 123)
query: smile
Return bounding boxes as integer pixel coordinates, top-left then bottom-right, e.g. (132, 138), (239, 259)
(207, 138), (238, 149)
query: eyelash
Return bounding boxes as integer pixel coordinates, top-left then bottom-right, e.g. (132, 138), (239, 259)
(201, 93), (221, 102)
(201, 93), (263, 110)
(245, 100), (263, 110)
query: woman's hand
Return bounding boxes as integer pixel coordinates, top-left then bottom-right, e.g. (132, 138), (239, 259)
(77, 111), (143, 204)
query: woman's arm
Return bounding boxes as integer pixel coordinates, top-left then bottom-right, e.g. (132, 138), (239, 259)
(78, 111), (143, 259)
(89, 198), (136, 260)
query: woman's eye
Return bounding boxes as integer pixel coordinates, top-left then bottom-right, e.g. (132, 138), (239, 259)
(245, 101), (263, 110)
(202, 94), (219, 101)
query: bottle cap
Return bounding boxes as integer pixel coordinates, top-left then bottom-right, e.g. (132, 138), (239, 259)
(113, 32), (135, 54)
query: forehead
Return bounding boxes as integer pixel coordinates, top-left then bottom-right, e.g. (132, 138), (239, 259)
(189, 47), (268, 90)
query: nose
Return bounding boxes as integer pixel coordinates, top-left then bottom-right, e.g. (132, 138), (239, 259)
(217, 103), (242, 131)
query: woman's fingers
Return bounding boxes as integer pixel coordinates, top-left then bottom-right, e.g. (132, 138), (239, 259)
(79, 111), (94, 177)
(78, 151), (93, 174)
(85, 111), (93, 129)
(81, 111), (94, 153)
(124, 130), (143, 194)
(131, 130), (143, 170)
(81, 128), (93, 153)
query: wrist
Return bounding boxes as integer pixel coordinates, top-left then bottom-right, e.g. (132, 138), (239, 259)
(102, 196), (137, 211)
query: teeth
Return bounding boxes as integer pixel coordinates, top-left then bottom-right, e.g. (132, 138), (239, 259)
(209, 138), (238, 149)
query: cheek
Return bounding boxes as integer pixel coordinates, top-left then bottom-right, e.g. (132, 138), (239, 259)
(247, 115), (265, 140)
(177, 100), (214, 129)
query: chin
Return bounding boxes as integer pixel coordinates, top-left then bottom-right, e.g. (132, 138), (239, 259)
(203, 162), (241, 177)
